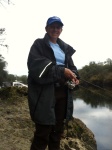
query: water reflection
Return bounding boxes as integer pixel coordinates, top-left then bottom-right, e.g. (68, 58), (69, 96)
(73, 88), (112, 150)
(73, 88), (112, 109)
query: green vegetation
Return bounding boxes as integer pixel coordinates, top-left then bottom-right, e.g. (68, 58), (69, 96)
(0, 86), (28, 100)
(0, 54), (8, 86)
(0, 54), (27, 86)
(79, 58), (112, 87)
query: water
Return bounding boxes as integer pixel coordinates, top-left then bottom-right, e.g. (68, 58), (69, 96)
(73, 88), (112, 150)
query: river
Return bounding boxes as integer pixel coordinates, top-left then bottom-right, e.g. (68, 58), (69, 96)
(73, 88), (112, 150)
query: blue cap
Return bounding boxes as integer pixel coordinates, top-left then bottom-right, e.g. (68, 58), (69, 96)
(46, 16), (64, 27)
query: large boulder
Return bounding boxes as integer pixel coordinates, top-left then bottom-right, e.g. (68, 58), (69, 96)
(60, 117), (97, 150)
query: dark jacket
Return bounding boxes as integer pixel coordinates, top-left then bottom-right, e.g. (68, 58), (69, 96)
(27, 33), (79, 125)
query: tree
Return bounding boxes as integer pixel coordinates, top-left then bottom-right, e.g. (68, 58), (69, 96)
(78, 59), (112, 87)
(106, 58), (112, 65)
(18, 75), (28, 84)
(0, 54), (8, 85)
(0, 0), (10, 6)
(0, 28), (8, 49)
(6, 74), (16, 82)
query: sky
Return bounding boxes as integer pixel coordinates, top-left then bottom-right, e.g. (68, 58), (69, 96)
(0, 0), (112, 76)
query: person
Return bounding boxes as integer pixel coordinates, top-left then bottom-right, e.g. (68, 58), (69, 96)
(27, 16), (80, 150)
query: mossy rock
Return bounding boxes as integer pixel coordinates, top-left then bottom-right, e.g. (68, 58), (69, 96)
(60, 117), (97, 150)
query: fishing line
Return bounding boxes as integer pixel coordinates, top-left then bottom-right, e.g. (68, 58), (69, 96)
(78, 84), (112, 100)
(80, 78), (112, 95)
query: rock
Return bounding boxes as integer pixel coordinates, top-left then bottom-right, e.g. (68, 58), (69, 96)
(60, 117), (97, 150)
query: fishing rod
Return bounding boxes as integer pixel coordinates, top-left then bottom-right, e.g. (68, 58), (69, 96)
(78, 84), (112, 100)
(77, 78), (112, 100)
(80, 78), (112, 95)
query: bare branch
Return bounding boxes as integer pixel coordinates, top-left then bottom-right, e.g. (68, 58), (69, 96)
(0, 0), (14, 6)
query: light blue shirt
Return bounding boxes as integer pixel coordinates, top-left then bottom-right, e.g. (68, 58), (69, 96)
(49, 41), (65, 65)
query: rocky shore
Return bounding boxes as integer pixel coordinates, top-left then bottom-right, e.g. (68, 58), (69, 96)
(0, 87), (97, 150)
(60, 117), (97, 150)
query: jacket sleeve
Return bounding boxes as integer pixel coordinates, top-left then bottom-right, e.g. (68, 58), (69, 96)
(66, 45), (80, 79)
(68, 57), (80, 79)
(27, 40), (65, 84)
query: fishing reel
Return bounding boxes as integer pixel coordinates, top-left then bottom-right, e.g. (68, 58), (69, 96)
(66, 80), (76, 89)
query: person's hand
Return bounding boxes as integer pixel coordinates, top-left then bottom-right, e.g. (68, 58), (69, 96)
(64, 68), (75, 79)
(64, 68), (79, 85)
(72, 78), (79, 85)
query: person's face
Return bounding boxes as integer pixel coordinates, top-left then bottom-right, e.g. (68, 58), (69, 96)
(45, 22), (62, 40)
